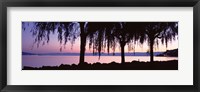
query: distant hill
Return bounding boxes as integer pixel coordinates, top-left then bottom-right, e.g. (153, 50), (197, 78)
(157, 49), (178, 57)
(22, 52), (35, 55)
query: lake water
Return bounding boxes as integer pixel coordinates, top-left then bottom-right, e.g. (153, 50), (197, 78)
(22, 55), (178, 67)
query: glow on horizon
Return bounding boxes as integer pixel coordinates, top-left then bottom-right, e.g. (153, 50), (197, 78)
(22, 29), (178, 53)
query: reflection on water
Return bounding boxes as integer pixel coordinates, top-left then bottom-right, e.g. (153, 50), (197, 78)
(22, 55), (178, 67)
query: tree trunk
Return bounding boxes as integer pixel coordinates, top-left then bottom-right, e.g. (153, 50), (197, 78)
(120, 42), (125, 64)
(79, 22), (86, 65)
(150, 38), (154, 62)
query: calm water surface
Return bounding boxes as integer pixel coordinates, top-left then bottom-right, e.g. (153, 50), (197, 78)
(22, 55), (178, 67)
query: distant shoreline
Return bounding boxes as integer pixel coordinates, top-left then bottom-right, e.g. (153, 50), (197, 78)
(22, 52), (163, 56)
(22, 48), (178, 57)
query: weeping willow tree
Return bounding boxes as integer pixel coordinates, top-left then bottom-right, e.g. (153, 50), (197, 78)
(112, 22), (149, 63)
(79, 22), (119, 64)
(86, 22), (147, 64)
(141, 22), (178, 62)
(22, 22), (89, 65)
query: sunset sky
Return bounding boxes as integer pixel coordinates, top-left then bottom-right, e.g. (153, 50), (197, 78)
(22, 22), (178, 54)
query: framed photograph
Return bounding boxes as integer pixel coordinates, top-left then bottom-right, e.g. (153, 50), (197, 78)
(0, 0), (199, 92)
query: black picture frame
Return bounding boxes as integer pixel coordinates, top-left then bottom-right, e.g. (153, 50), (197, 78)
(0, 0), (199, 92)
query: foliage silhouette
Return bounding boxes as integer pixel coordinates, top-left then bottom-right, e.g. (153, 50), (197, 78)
(140, 22), (178, 62)
(112, 22), (147, 63)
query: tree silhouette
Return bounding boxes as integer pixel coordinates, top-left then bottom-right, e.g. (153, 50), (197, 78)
(79, 22), (86, 65)
(79, 22), (117, 64)
(87, 22), (146, 64)
(141, 22), (178, 62)
(112, 22), (148, 63)
(23, 22), (85, 63)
